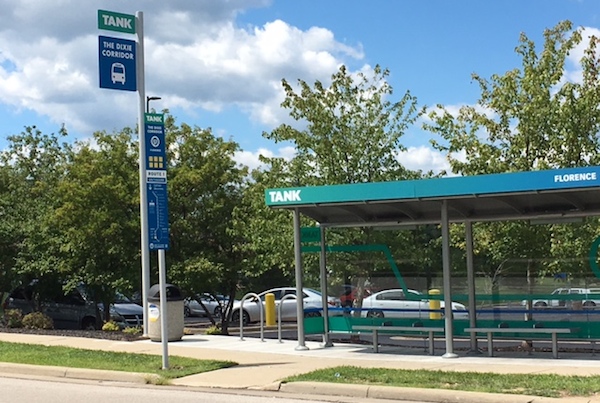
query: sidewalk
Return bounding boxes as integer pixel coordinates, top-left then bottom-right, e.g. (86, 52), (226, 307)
(1, 331), (600, 403)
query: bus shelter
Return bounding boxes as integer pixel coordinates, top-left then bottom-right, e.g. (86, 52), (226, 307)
(265, 166), (600, 357)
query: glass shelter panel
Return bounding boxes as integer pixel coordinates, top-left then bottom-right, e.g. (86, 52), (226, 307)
(300, 223), (600, 343)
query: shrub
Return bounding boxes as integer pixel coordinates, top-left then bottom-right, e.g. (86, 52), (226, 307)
(123, 326), (142, 336)
(204, 325), (223, 335)
(4, 309), (24, 328)
(102, 321), (121, 332)
(22, 312), (54, 329)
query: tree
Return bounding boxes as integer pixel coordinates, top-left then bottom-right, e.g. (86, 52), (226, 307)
(426, 20), (600, 175)
(238, 65), (424, 305)
(48, 129), (141, 322)
(265, 64), (422, 184)
(424, 21), (600, 296)
(164, 117), (248, 331)
(0, 126), (72, 299)
(0, 164), (21, 294)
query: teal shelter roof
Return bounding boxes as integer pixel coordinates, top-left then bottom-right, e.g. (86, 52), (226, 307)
(265, 166), (600, 226)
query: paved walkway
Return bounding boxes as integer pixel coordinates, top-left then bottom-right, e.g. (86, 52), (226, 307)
(1, 332), (600, 402)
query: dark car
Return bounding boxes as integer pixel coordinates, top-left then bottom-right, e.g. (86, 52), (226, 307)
(4, 283), (98, 330)
(4, 282), (143, 330)
(110, 292), (144, 328)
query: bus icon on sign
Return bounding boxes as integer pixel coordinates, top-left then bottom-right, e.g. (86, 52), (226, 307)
(111, 63), (126, 84)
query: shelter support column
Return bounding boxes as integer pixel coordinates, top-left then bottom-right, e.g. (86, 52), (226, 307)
(319, 225), (333, 347)
(465, 221), (480, 353)
(293, 208), (308, 350)
(441, 200), (458, 358)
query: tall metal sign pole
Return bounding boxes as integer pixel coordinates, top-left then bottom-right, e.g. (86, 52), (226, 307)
(98, 10), (149, 332)
(134, 11), (152, 341)
(99, 8), (170, 369)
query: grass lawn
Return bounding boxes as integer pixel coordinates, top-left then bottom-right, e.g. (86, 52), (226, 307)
(0, 341), (236, 382)
(285, 365), (600, 398)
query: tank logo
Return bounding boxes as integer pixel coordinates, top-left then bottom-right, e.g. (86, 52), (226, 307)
(268, 190), (301, 203)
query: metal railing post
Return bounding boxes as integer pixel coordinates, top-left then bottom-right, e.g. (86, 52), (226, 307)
(278, 294), (297, 343)
(238, 293), (264, 341)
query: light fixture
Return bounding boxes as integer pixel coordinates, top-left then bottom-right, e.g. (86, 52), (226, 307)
(146, 96), (162, 112)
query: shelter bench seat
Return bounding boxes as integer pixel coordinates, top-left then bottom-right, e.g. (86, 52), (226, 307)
(352, 325), (444, 355)
(464, 327), (575, 359)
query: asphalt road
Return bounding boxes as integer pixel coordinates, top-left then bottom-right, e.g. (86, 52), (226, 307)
(0, 375), (426, 403)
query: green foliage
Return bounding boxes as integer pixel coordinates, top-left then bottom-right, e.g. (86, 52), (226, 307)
(265, 64), (423, 183)
(166, 121), (247, 263)
(204, 325), (223, 335)
(102, 321), (121, 332)
(239, 64), (426, 291)
(426, 20), (600, 175)
(122, 326), (142, 336)
(22, 312), (53, 329)
(0, 117), (252, 334)
(424, 20), (600, 282)
(231, 165), (297, 286)
(165, 118), (248, 331)
(0, 127), (72, 292)
(48, 130), (141, 318)
(3, 309), (23, 328)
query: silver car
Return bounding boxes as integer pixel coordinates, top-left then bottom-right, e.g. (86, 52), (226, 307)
(184, 294), (230, 317)
(231, 287), (340, 324)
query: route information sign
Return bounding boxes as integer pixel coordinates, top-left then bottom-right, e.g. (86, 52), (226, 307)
(144, 113), (170, 250)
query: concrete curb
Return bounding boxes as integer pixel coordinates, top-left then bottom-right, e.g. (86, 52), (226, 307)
(248, 381), (282, 391)
(279, 381), (600, 403)
(0, 362), (157, 384)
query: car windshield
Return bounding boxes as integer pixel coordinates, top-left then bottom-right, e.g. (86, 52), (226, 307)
(114, 292), (132, 303)
(306, 288), (321, 296)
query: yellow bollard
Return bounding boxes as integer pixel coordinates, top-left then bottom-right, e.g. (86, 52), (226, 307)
(265, 293), (276, 326)
(429, 289), (442, 320)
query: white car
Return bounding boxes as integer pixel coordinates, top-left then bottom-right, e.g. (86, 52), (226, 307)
(523, 287), (600, 308)
(360, 288), (468, 319)
(231, 287), (340, 324)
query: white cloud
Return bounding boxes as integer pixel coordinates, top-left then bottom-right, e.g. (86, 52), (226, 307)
(234, 145), (296, 170)
(563, 26), (600, 84)
(0, 1), (364, 139)
(148, 18), (361, 127)
(396, 146), (451, 175)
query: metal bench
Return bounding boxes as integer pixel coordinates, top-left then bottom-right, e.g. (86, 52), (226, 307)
(464, 327), (575, 359)
(352, 325), (444, 355)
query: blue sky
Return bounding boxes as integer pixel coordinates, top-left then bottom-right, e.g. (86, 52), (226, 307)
(0, 0), (598, 173)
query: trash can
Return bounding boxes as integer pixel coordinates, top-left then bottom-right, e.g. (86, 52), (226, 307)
(147, 284), (184, 342)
